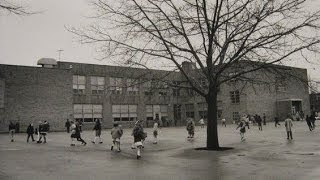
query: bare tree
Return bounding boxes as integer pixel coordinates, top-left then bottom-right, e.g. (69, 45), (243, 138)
(0, 0), (32, 15)
(70, 0), (320, 150)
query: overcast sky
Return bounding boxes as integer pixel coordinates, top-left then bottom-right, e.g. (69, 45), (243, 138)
(0, 0), (319, 87)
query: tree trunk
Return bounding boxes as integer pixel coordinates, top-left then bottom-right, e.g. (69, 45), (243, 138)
(206, 87), (220, 150)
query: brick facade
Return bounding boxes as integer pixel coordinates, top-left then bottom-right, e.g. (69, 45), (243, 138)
(0, 65), (73, 132)
(0, 61), (310, 132)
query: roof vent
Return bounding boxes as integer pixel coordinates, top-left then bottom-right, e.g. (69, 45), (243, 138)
(37, 58), (57, 68)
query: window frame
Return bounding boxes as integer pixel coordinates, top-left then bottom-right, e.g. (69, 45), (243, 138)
(232, 112), (240, 122)
(73, 104), (102, 123)
(230, 90), (240, 104)
(90, 76), (105, 95)
(109, 77), (123, 95)
(185, 104), (195, 118)
(112, 104), (138, 122)
(126, 78), (139, 95)
(73, 75), (86, 94)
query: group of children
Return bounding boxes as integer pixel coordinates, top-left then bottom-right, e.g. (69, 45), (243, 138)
(236, 114), (295, 141)
(9, 121), (50, 144)
(67, 118), (155, 159)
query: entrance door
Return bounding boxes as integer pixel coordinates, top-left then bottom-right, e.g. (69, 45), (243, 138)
(153, 105), (161, 120)
(292, 101), (302, 114)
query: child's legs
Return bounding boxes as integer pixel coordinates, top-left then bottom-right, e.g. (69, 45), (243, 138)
(79, 137), (85, 143)
(154, 134), (157, 142)
(191, 132), (194, 137)
(93, 131), (97, 142)
(137, 146), (141, 156)
(131, 142), (136, 149)
(116, 141), (120, 150)
(71, 137), (75, 144)
(9, 130), (14, 140)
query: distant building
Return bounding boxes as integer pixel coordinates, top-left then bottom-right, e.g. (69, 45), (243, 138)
(0, 60), (310, 132)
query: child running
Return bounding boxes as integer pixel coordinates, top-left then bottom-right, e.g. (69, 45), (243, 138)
(70, 121), (87, 146)
(92, 119), (103, 144)
(236, 119), (246, 141)
(186, 118), (195, 139)
(153, 121), (159, 144)
(132, 120), (145, 159)
(111, 124), (123, 152)
(9, 121), (15, 142)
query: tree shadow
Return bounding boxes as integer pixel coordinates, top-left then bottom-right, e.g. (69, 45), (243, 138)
(195, 147), (234, 151)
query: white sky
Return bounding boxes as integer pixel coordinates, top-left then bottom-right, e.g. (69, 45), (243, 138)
(0, 0), (319, 88)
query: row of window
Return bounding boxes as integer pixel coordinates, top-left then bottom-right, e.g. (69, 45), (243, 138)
(73, 104), (169, 123)
(73, 75), (185, 96)
(73, 76), (244, 103)
(73, 103), (226, 123)
(74, 104), (103, 123)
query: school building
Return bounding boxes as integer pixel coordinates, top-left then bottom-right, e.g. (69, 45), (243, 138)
(0, 59), (310, 132)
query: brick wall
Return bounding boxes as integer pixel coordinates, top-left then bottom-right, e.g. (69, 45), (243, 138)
(0, 65), (73, 132)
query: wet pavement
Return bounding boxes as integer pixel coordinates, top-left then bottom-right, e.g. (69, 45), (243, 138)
(1, 121), (320, 180)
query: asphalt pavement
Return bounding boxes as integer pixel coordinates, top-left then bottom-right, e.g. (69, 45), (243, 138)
(1, 121), (320, 180)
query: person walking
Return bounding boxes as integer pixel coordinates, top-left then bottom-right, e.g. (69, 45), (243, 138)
(26, 123), (35, 142)
(111, 124), (123, 152)
(310, 113), (316, 130)
(199, 118), (205, 128)
(38, 121), (49, 143)
(132, 120), (145, 159)
(75, 121), (86, 145)
(65, 119), (71, 133)
(263, 113), (267, 125)
(242, 115), (250, 129)
(236, 119), (246, 141)
(284, 115), (293, 140)
(250, 115), (255, 126)
(154, 114), (160, 127)
(256, 115), (262, 131)
(70, 121), (77, 146)
(92, 119), (103, 144)
(300, 111), (305, 121)
(306, 115), (313, 131)
(274, 117), (280, 127)
(153, 120), (159, 144)
(9, 121), (15, 142)
(131, 120), (147, 149)
(15, 121), (20, 133)
(78, 120), (83, 133)
(221, 118), (226, 127)
(186, 118), (195, 139)
(36, 121), (43, 143)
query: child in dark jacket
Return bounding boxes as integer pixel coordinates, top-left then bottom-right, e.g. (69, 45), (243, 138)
(186, 118), (195, 139)
(92, 119), (103, 144)
(26, 123), (35, 142)
(132, 121), (145, 159)
(236, 120), (246, 141)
